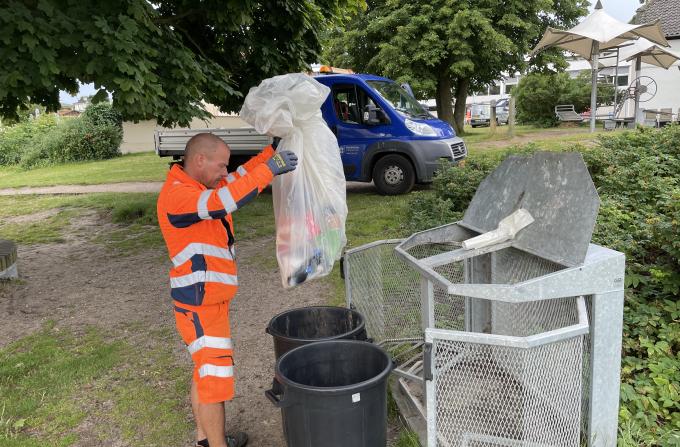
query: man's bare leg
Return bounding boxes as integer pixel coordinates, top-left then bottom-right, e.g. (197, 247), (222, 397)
(191, 380), (207, 442)
(198, 402), (228, 447)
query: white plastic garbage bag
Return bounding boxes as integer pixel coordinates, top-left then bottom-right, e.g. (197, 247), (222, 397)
(240, 73), (347, 288)
(462, 208), (535, 250)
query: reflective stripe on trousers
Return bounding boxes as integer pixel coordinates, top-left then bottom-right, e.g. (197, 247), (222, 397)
(199, 364), (234, 378)
(188, 335), (233, 354)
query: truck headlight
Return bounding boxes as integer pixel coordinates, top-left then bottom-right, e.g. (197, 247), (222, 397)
(405, 118), (436, 136)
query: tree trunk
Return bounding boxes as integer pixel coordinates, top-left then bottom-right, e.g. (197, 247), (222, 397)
(435, 76), (455, 130)
(453, 77), (469, 135)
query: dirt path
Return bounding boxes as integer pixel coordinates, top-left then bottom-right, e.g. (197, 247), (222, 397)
(0, 182), (165, 196)
(0, 181), (385, 196)
(0, 213), (338, 446)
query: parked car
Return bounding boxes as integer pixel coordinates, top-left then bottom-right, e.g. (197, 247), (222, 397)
(156, 68), (467, 195)
(495, 98), (510, 125)
(470, 103), (491, 127)
(470, 100), (510, 127)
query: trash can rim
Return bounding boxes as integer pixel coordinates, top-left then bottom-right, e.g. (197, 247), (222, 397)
(274, 340), (392, 394)
(266, 305), (365, 343)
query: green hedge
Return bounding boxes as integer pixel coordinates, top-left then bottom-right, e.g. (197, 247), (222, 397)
(0, 115), (58, 166)
(20, 118), (122, 169)
(514, 71), (616, 127)
(0, 103), (122, 169)
(81, 102), (123, 127)
(406, 126), (680, 445)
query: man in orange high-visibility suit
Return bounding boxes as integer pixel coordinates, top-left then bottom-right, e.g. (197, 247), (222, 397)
(157, 133), (297, 447)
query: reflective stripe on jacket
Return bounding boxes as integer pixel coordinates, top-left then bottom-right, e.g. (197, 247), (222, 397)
(157, 146), (275, 306)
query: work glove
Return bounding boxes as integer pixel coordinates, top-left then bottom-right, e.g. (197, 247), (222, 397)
(267, 150), (298, 176)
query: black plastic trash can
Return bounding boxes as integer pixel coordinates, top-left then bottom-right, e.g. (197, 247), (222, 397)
(266, 306), (367, 359)
(266, 340), (393, 447)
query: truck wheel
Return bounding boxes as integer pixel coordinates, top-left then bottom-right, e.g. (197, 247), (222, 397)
(373, 154), (415, 195)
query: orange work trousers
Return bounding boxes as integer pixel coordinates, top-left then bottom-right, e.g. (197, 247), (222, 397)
(173, 301), (235, 403)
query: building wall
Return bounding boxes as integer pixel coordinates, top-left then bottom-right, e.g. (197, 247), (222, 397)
(461, 39), (680, 121)
(621, 38), (680, 119)
(121, 116), (249, 154)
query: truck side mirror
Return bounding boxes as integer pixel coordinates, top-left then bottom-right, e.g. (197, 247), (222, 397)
(363, 104), (382, 126)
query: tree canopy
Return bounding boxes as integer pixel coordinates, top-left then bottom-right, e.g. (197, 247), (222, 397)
(323, 0), (588, 133)
(0, 0), (363, 126)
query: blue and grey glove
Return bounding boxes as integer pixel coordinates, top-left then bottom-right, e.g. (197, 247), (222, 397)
(267, 150), (298, 176)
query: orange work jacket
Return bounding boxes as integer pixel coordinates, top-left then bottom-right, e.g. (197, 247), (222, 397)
(157, 146), (275, 306)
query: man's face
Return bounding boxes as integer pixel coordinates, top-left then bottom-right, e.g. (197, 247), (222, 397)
(197, 144), (230, 188)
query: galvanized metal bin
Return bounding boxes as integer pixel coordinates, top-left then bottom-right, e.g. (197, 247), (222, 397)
(343, 153), (625, 447)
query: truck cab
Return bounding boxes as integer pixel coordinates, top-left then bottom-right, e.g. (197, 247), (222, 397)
(314, 72), (467, 194)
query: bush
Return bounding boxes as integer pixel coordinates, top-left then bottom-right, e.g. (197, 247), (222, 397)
(20, 118), (122, 169)
(406, 192), (462, 233)
(81, 102), (123, 128)
(406, 126), (680, 443)
(585, 126), (680, 298)
(0, 102), (123, 169)
(0, 115), (57, 166)
(404, 144), (539, 234)
(515, 72), (572, 127)
(515, 71), (615, 127)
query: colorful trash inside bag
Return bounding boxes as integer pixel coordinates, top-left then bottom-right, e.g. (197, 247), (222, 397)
(240, 73), (347, 288)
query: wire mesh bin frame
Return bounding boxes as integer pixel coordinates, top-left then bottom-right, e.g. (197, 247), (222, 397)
(344, 233), (625, 447)
(424, 297), (589, 447)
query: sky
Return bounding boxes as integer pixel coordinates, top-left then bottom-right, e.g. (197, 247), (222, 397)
(588, 0), (641, 23)
(59, 0), (644, 105)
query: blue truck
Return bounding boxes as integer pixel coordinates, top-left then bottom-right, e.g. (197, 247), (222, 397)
(155, 69), (467, 195)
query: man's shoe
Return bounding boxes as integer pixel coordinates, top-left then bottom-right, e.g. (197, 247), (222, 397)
(195, 432), (248, 447)
(226, 432), (248, 447)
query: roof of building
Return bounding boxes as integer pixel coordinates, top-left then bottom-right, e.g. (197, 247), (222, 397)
(633, 0), (680, 39)
(57, 109), (80, 117)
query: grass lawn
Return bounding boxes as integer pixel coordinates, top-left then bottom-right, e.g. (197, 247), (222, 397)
(0, 124), (612, 189)
(462, 123), (607, 154)
(0, 323), (192, 446)
(0, 152), (167, 189)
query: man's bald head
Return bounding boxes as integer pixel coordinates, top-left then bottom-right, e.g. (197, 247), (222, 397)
(183, 132), (231, 188)
(185, 132), (229, 162)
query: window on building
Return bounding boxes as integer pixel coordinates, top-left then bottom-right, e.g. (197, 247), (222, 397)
(617, 75), (629, 87)
(490, 84), (501, 95)
(505, 85), (516, 95)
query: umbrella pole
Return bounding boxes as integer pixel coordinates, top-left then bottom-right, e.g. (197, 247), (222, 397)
(590, 41), (600, 133)
(634, 56), (642, 125)
(613, 48), (619, 110)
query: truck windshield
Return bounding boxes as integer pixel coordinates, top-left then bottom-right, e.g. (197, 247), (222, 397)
(366, 80), (430, 119)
